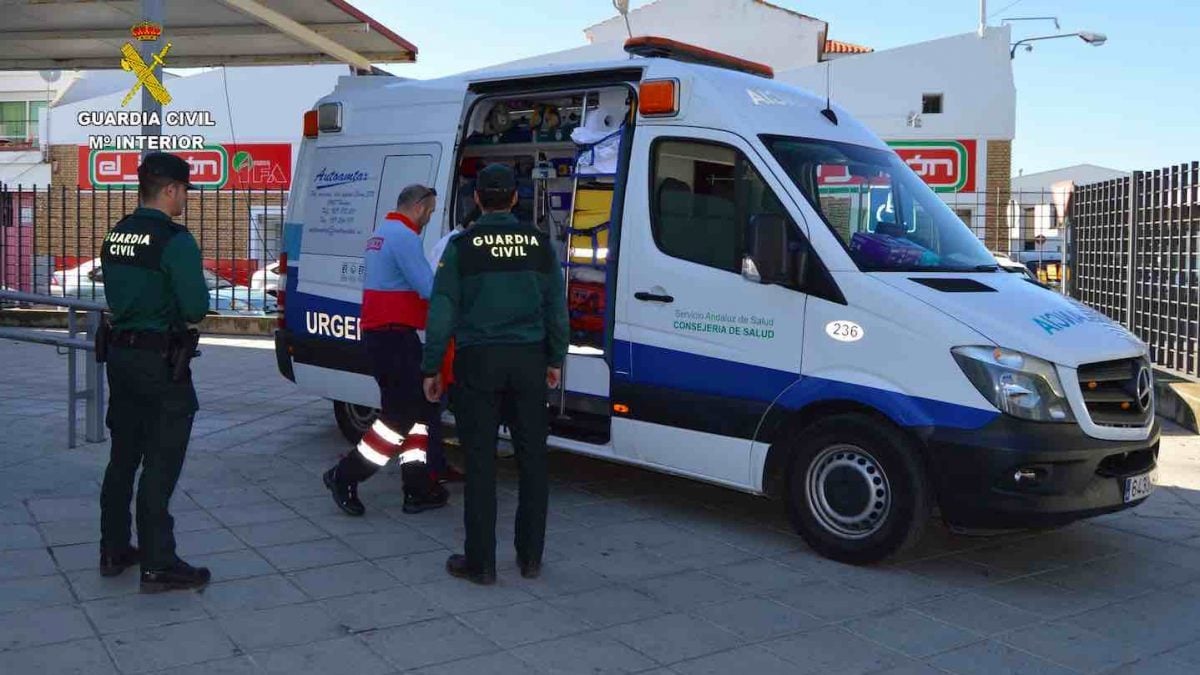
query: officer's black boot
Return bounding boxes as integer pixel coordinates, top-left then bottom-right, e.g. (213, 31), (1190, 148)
(402, 461), (449, 514)
(325, 453), (376, 517)
(140, 558), (211, 593)
(446, 553), (496, 585)
(99, 544), (140, 577)
(518, 558), (542, 579)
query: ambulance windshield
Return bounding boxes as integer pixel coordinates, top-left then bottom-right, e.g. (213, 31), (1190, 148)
(763, 136), (997, 273)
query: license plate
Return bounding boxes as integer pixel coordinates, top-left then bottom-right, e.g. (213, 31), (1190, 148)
(1123, 470), (1157, 503)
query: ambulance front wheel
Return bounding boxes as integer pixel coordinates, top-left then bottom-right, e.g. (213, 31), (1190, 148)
(785, 413), (931, 565)
(333, 401), (378, 444)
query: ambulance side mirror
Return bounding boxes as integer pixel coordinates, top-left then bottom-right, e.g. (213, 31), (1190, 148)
(745, 213), (798, 286)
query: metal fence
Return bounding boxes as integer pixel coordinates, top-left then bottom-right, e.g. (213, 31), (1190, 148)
(1071, 162), (1200, 378)
(1, 182), (1074, 314)
(0, 183), (286, 316)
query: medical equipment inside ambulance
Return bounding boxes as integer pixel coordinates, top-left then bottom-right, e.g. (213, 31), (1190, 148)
(456, 89), (631, 350)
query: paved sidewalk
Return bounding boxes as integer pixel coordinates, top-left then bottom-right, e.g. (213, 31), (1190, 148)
(3, 336), (1200, 675)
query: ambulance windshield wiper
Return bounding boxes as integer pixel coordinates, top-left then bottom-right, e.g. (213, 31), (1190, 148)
(971, 264), (1000, 272)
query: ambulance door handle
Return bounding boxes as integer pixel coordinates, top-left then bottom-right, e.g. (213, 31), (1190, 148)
(635, 291), (674, 303)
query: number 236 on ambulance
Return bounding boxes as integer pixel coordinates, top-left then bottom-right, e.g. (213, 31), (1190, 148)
(273, 37), (1158, 564)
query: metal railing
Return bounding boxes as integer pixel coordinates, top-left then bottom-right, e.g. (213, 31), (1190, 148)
(1071, 162), (1200, 378)
(0, 289), (105, 448)
(0, 183), (286, 316)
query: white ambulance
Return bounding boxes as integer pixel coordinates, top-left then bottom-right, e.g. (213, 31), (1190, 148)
(274, 38), (1158, 563)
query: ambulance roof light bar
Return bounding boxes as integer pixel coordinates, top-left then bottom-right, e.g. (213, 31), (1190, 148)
(624, 36), (774, 79)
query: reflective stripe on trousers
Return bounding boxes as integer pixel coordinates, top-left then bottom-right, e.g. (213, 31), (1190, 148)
(356, 419), (428, 467)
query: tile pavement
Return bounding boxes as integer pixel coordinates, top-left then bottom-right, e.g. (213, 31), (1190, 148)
(2, 335), (1200, 673)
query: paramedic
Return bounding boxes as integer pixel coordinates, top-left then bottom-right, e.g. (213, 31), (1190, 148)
(323, 185), (448, 516)
(425, 224), (467, 484)
(422, 164), (569, 584)
(99, 152), (211, 592)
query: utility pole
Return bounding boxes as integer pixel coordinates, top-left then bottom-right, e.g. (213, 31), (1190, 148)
(979, 0), (987, 36)
(140, 0), (164, 159)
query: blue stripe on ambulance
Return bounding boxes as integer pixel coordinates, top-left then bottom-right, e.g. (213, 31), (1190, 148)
(612, 339), (997, 434)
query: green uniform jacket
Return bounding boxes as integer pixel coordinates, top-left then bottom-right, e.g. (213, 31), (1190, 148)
(100, 207), (210, 331)
(422, 212), (569, 374)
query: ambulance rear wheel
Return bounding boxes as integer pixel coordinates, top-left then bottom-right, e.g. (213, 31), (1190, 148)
(785, 413), (930, 565)
(333, 401), (377, 444)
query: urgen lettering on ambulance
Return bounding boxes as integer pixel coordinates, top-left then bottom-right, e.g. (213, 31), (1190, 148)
(472, 233), (540, 258)
(304, 311), (361, 341)
(103, 231), (151, 257)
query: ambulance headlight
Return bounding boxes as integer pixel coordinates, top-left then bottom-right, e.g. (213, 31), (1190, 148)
(952, 346), (1075, 422)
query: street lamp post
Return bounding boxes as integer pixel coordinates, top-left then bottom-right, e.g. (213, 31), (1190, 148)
(1010, 31), (1107, 58)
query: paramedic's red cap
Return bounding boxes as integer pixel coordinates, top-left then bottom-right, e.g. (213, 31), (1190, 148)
(139, 152), (198, 189)
(477, 163), (516, 194)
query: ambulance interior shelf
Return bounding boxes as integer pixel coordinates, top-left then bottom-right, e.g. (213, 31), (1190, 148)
(458, 91), (628, 352)
(561, 94), (626, 351)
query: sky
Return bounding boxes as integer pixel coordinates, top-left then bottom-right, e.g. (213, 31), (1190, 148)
(347, 0), (1198, 176)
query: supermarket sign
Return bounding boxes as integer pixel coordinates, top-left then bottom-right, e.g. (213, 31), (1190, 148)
(890, 140), (976, 193)
(78, 143), (292, 190)
(817, 140), (977, 193)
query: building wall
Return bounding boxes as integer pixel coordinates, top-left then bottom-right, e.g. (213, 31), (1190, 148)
(1011, 164), (1128, 193)
(777, 27), (1014, 142)
(779, 27), (1015, 251)
(984, 139), (1012, 251)
(47, 65), (345, 148)
(586, 0), (826, 71)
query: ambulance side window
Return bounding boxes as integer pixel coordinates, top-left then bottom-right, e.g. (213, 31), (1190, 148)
(649, 138), (796, 274)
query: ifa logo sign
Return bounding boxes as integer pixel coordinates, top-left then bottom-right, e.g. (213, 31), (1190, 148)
(78, 144), (292, 190)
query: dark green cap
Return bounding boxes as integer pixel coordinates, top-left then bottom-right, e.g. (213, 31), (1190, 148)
(139, 152), (198, 189)
(476, 163), (516, 194)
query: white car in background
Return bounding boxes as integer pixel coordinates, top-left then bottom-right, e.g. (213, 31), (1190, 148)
(50, 258), (106, 302)
(992, 252), (1040, 284)
(249, 261), (281, 296)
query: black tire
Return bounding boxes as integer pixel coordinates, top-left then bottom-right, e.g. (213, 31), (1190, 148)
(333, 400), (377, 444)
(784, 413), (931, 565)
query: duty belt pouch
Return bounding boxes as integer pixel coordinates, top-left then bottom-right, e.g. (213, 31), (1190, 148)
(168, 328), (201, 382)
(94, 318), (111, 364)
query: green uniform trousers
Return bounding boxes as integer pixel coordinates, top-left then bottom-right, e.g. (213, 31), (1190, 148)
(454, 343), (549, 573)
(100, 344), (198, 569)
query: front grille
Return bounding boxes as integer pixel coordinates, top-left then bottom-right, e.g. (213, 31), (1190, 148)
(1076, 357), (1154, 428)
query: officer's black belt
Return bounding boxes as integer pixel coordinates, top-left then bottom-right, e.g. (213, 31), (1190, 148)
(109, 330), (172, 351)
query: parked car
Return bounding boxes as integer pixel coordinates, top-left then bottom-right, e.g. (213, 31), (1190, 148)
(1011, 252), (1065, 289)
(50, 258), (107, 303)
(249, 261), (281, 296)
(48, 260), (274, 315)
(992, 252), (1039, 284)
(209, 285), (278, 314)
(205, 269), (277, 314)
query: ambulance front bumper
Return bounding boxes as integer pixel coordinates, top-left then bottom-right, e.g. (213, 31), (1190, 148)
(918, 416), (1160, 529)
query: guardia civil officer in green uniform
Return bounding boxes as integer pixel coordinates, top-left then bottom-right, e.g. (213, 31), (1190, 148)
(422, 164), (569, 585)
(98, 152), (212, 592)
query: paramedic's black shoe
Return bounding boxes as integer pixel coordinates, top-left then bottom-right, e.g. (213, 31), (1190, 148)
(446, 554), (495, 585)
(140, 560), (210, 593)
(518, 558), (542, 580)
(99, 544), (139, 577)
(403, 483), (449, 514)
(324, 467), (365, 517)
